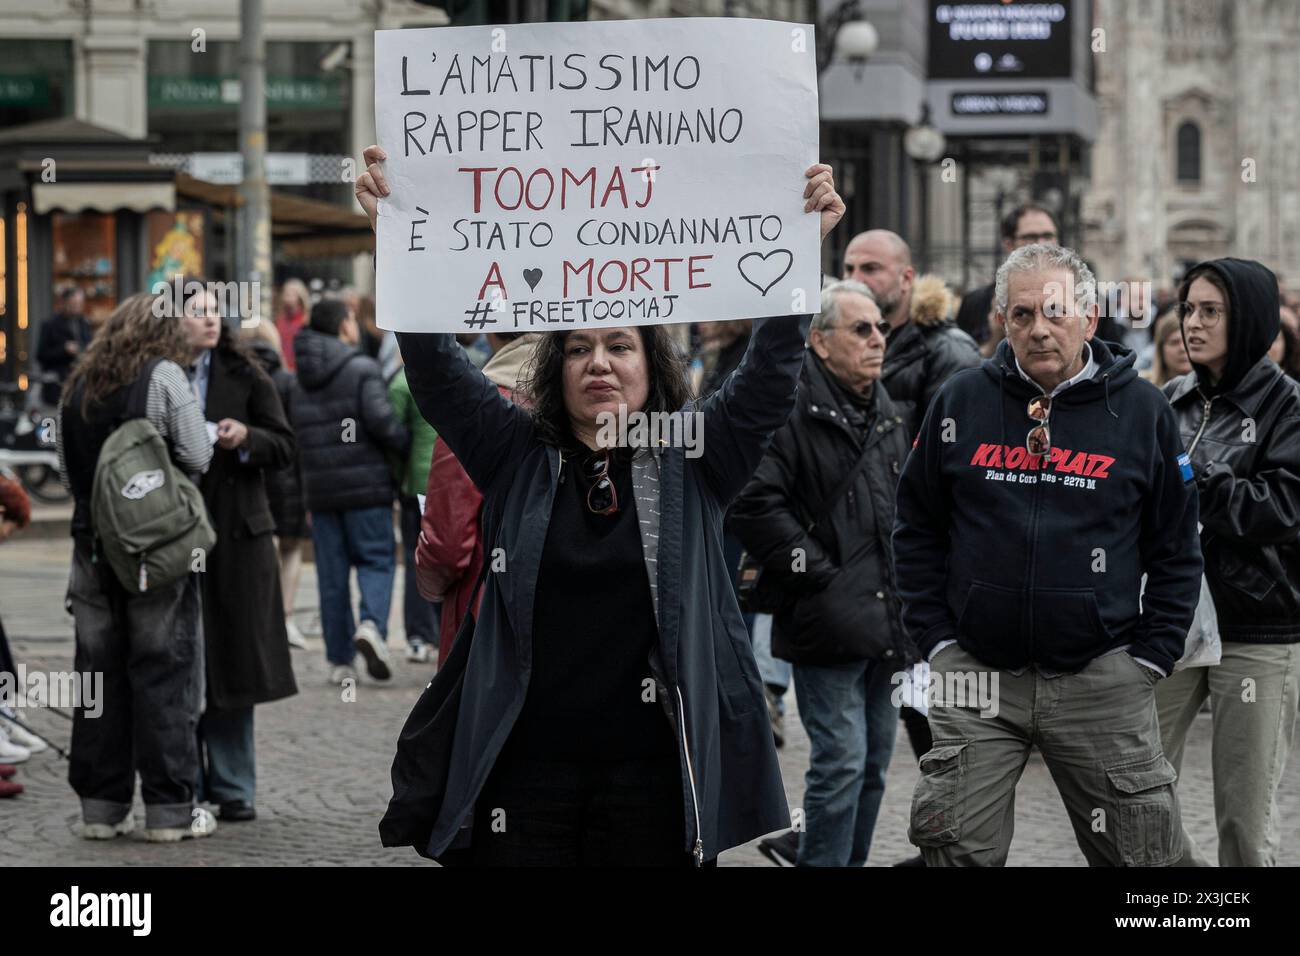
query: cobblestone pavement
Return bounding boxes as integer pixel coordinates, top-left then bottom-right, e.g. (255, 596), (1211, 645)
(2, 536), (1297, 866)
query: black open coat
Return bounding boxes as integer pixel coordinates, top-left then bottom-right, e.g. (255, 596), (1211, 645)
(199, 339), (298, 709)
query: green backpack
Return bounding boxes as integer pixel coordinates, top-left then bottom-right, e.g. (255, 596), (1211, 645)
(91, 360), (216, 593)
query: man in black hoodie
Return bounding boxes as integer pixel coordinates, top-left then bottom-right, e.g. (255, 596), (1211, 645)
(1159, 258), (1300, 866)
(291, 298), (409, 685)
(893, 243), (1203, 866)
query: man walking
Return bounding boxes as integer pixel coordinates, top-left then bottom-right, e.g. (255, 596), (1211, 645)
(37, 288), (92, 407)
(893, 243), (1203, 866)
(291, 298), (410, 684)
(841, 229), (979, 419)
(731, 280), (911, 866)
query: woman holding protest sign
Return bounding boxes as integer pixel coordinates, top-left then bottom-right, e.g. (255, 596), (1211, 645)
(360, 143), (844, 866)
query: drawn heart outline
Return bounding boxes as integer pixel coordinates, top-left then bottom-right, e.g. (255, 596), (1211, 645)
(737, 249), (793, 297)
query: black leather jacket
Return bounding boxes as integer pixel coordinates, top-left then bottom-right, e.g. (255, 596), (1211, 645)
(729, 353), (911, 665)
(1166, 357), (1300, 642)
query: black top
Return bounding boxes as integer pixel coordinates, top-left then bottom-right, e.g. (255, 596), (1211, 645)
(502, 448), (676, 763)
(60, 365), (154, 539)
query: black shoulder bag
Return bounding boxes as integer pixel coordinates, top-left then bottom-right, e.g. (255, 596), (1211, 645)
(735, 435), (881, 615)
(378, 526), (494, 862)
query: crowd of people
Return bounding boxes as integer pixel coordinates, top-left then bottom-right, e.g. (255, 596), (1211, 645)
(0, 149), (1294, 870)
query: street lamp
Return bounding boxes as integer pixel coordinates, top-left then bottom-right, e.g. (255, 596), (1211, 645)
(817, 1), (878, 76)
(903, 109), (946, 165)
(903, 105), (946, 273)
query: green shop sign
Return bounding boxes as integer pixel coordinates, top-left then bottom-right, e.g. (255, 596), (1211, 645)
(149, 75), (346, 110)
(0, 74), (49, 106)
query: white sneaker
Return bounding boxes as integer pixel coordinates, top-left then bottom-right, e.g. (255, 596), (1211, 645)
(144, 807), (217, 843)
(1, 715), (48, 754)
(286, 619), (308, 650)
(406, 640), (431, 664)
(354, 620), (392, 681)
(0, 726), (31, 764)
(328, 664), (357, 686)
(81, 817), (136, 840)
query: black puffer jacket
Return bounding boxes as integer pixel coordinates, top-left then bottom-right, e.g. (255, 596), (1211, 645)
(249, 341), (307, 537)
(729, 352), (911, 665)
(1165, 258), (1300, 643)
(883, 288), (980, 427)
(290, 328), (409, 513)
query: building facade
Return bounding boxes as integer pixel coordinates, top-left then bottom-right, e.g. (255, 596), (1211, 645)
(1083, 0), (1300, 294)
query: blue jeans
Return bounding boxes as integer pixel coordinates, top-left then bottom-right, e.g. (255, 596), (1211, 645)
(793, 658), (899, 866)
(751, 614), (792, 708)
(310, 507), (396, 666)
(197, 705), (255, 804)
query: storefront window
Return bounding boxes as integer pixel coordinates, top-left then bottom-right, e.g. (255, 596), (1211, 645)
(51, 213), (116, 324)
(0, 40), (72, 128)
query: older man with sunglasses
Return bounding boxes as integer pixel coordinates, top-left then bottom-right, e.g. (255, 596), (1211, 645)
(892, 244), (1203, 866)
(730, 280), (911, 866)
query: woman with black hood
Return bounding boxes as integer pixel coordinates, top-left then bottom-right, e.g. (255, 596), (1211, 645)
(1159, 257), (1300, 866)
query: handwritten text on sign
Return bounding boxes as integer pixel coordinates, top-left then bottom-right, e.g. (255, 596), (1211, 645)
(374, 18), (819, 333)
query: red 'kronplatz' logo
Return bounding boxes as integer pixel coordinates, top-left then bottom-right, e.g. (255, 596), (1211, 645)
(968, 443), (1115, 479)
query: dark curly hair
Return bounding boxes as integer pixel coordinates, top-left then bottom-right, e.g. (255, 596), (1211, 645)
(63, 292), (193, 415)
(518, 326), (692, 450)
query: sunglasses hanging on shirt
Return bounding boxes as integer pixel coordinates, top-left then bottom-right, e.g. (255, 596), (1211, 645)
(584, 450), (619, 516)
(1026, 394), (1052, 457)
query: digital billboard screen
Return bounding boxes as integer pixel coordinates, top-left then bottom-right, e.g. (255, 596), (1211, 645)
(929, 1), (1073, 80)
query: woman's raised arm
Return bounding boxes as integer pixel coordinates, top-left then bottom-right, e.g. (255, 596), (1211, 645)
(359, 145), (536, 493)
(395, 332), (536, 495)
(696, 163), (844, 503)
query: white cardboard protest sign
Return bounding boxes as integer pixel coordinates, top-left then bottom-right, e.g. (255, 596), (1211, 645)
(374, 18), (819, 333)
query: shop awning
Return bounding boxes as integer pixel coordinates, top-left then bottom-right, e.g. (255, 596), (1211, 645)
(175, 173), (374, 259)
(32, 181), (176, 215)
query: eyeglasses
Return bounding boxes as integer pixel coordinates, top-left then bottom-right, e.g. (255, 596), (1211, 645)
(1176, 301), (1226, 329)
(1014, 231), (1058, 245)
(584, 451), (619, 516)
(842, 319), (891, 340)
(1026, 394), (1052, 457)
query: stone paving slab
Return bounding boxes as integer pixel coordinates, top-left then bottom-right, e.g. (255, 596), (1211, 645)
(2, 537), (1296, 866)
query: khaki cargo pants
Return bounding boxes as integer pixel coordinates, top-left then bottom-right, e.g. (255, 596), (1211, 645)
(910, 643), (1182, 866)
(1155, 641), (1300, 866)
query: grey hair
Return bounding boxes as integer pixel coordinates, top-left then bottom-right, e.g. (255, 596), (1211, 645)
(815, 279), (877, 333)
(994, 243), (1097, 317)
